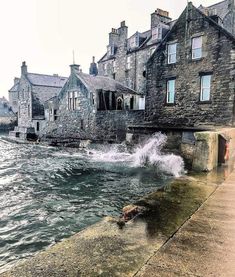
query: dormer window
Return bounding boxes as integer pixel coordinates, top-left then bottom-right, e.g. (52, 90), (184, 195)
(107, 45), (115, 56)
(130, 35), (139, 48)
(152, 27), (162, 41)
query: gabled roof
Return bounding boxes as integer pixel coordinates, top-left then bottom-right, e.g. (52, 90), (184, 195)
(26, 73), (67, 88)
(75, 70), (141, 95)
(148, 3), (235, 64)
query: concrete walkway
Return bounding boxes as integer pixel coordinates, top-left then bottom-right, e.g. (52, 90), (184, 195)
(136, 168), (235, 277)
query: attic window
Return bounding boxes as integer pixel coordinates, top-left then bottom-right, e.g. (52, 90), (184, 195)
(107, 45), (115, 56)
(152, 27), (162, 40)
(130, 35), (139, 48)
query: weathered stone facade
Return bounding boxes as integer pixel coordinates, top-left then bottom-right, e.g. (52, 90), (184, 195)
(199, 0), (235, 35)
(43, 64), (144, 143)
(8, 78), (20, 114)
(10, 62), (67, 138)
(98, 9), (171, 95)
(145, 3), (235, 128)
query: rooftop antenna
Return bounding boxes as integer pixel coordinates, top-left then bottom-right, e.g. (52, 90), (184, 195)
(72, 50), (75, 64)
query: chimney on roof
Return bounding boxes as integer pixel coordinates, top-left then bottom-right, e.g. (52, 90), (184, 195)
(89, 56), (98, 76)
(21, 61), (27, 76)
(14, 77), (20, 85)
(151, 8), (171, 28)
(70, 64), (80, 75)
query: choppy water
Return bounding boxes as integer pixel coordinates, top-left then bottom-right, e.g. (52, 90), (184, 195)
(0, 132), (184, 272)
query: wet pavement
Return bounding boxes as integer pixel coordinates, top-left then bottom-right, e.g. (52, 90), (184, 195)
(136, 166), (235, 277)
(0, 166), (233, 277)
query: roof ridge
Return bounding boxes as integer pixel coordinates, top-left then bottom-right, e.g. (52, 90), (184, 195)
(27, 72), (67, 79)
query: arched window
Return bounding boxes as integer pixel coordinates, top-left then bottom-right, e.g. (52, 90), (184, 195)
(117, 97), (123, 110)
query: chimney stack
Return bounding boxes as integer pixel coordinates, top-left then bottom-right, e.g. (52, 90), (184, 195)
(89, 56), (98, 76)
(151, 8), (171, 28)
(21, 61), (27, 76)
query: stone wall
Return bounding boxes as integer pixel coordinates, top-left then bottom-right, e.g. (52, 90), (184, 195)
(145, 4), (235, 127)
(95, 110), (144, 141)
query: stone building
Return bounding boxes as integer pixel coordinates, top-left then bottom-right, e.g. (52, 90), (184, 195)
(43, 64), (144, 144)
(98, 9), (172, 96)
(0, 97), (16, 130)
(199, 0), (235, 35)
(10, 62), (67, 139)
(145, 2), (235, 128)
(8, 78), (20, 113)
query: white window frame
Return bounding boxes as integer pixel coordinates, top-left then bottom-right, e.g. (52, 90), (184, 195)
(200, 75), (212, 102)
(167, 43), (177, 64)
(167, 79), (176, 104)
(152, 27), (162, 41)
(192, 36), (202, 59)
(126, 56), (131, 70)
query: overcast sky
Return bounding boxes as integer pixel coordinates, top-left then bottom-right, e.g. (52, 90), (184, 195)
(2, 0), (220, 98)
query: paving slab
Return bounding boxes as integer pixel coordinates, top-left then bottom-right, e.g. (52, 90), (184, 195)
(136, 168), (235, 277)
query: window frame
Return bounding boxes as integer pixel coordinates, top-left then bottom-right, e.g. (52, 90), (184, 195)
(167, 43), (177, 64)
(192, 36), (202, 60)
(200, 74), (212, 102)
(152, 27), (162, 41)
(126, 56), (131, 70)
(166, 79), (176, 104)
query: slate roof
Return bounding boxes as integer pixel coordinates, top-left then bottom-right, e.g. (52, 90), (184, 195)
(199, 0), (228, 21)
(27, 73), (67, 88)
(75, 70), (141, 95)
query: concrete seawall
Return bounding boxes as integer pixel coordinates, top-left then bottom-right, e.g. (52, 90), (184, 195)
(0, 166), (231, 277)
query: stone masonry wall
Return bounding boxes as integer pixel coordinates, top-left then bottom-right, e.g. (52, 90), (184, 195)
(95, 110), (144, 141)
(145, 4), (235, 127)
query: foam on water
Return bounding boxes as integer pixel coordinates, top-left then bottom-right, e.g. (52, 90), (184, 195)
(88, 133), (185, 177)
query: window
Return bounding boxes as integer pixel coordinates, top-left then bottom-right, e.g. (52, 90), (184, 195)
(168, 43), (177, 64)
(54, 109), (58, 121)
(104, 63), (107, 75)
(107, 45), (115, 56)
(150, 47), (155, 56)
(192, 36), (202, 59)
(167, 79), (175, 104)
(81, 119), (84, 130)
(126, 56), (131, 70)
(152, 27), (162, 40)
(200, 75), (212, 101)
(36, 122), (40, 132)
(74, 91), (78, 110)
(130, 35), (139, 48)
(68, 91), (73, 110)
(112, 60), (116, 73)
(68, 91), (79, 110)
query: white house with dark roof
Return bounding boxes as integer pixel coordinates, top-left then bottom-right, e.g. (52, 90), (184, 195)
(10, 62), (67, 139)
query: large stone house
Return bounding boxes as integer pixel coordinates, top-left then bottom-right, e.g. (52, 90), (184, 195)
(98, 9), (172, 95)
(10, 62), (67, 139)
(145, 2), (235, 128)
(42, 64), (144, 144)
